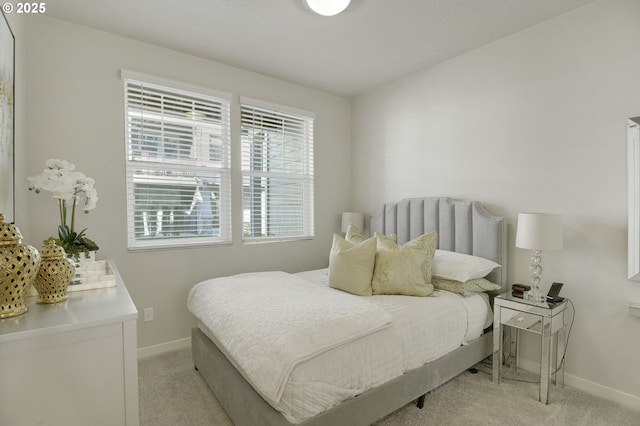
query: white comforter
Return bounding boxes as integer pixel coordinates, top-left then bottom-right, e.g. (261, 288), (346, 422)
(189, 269), (492, 423)
(187, 271), (392, 405)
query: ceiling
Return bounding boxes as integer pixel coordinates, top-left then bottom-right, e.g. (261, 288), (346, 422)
(44, 0), (596, 97)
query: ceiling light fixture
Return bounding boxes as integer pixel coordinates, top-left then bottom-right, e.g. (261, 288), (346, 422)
(306, 0), (351, 16)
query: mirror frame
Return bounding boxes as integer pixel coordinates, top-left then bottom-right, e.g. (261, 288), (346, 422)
(628, 117), (640, 280)
(0, 12), (14, 223)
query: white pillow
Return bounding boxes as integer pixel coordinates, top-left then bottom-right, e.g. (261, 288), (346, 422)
(328, 233), (377, 296)
(432, 250), (500, 282)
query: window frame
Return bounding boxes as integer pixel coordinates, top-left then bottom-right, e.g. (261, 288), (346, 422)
(240, 97), (315, 243)
(122, 70), (233, 250)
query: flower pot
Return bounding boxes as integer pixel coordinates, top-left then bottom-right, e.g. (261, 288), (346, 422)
(0, 214), (41, 318)
(34, 241), (76, 304)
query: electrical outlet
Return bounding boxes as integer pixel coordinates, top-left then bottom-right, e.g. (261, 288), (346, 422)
(143, 307), (154, 323)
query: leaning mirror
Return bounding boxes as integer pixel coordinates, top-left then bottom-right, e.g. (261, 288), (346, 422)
(0, 13), (14, 223)
(628, 117), (640, 280)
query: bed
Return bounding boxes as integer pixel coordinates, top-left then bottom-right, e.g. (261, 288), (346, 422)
(189, 197), (507, 426)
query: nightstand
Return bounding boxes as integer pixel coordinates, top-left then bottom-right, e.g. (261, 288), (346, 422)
(492, 292), (568, 404)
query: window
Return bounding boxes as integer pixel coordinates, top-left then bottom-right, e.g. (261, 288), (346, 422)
(123, 71), (231, 249)
(241, 99), (314, 242)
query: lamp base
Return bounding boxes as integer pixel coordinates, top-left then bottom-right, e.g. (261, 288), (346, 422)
(525, 288), (547, 303)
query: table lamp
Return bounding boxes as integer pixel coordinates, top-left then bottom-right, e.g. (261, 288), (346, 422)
(515, 213), (563, 303)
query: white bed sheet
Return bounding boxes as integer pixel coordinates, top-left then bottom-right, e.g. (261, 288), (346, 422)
(197, 268), (492, 424)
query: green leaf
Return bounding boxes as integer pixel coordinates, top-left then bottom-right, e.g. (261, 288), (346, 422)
(58, 225), (69, 240)
(53, 225), (98, 262)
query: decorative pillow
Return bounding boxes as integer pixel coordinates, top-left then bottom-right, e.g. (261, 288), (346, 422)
(345, 224), (365, 243)
(432, 250), (501, 282)
(432, 277), (502, 297)
(346, 225), (396, 247)
(371, 231), (437, 297)
(328, 233), (377, 296)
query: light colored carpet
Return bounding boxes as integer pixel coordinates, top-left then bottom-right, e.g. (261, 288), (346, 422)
(138, 347), (639, 426)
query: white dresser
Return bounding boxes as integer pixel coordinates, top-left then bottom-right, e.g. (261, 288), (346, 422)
(0, 260), (139, 426)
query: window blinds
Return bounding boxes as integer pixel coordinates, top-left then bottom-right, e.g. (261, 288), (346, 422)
(124, 76), (232, 249)
(240, 99), (315, 241)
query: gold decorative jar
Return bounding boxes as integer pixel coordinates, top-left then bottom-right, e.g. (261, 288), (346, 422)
(0, 213), (41, 318)
(34, 241), (75, 304)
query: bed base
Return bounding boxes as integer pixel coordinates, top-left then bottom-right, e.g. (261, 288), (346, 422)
(192, 197), (505, 425)
(192, 327), (493, 426)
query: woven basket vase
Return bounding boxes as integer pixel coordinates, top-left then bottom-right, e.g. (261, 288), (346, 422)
(0, 213), (41, 318)
(34, 241), (76, 304)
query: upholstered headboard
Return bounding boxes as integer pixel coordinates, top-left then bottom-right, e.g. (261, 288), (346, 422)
(370, 197), (507, 290)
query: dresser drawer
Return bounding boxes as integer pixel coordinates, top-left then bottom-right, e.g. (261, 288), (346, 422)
(500, 308), (543, 333)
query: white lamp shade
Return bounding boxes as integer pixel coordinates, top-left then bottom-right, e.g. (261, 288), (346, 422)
(306, 0), (351, 16)
(341, 212), (364, 233)
(515, 213), (563, 250)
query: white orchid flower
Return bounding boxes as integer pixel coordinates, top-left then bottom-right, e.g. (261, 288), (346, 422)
(46, 158), (76, 172)
(28, 159), (99, 250)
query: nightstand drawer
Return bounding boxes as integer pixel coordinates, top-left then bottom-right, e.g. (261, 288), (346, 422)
(500, 308), (543, 333)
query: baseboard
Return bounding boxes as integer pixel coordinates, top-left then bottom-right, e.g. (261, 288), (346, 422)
(516, 358), (640, 411)
(137, 337), (191, 359)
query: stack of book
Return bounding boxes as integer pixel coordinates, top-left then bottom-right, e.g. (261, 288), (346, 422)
(511, 284), (531, 299)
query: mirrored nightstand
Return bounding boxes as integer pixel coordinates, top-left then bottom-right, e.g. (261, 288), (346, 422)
(492, 292), (568, 404)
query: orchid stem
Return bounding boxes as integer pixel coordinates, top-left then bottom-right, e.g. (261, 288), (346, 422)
(59, 199), (65, 229)
(70, 189), (77, 233)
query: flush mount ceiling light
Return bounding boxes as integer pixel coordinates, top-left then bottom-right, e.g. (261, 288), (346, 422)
(306, 0), (351, 16)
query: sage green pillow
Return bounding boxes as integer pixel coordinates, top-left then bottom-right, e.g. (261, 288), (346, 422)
(328, 233), (377, 296)
(345, 224), (365, 243)
(371, 231), (437, 297)
(345, 225), (396, 247)
(432, 276), (501, 297)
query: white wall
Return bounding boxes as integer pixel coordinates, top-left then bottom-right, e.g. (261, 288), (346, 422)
(353, 0), (640, 408)
(23, 16), (351, 348)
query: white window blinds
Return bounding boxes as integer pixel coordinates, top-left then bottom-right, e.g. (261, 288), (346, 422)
(124, 73), (232, 249)
(240, 99), (315, 241)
